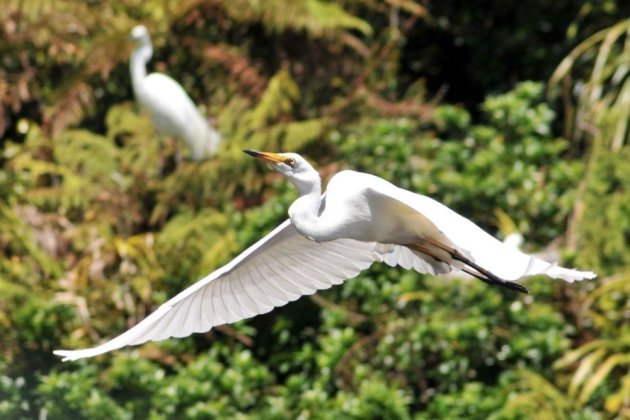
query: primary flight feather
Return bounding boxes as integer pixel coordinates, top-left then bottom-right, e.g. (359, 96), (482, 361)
(54, 151), (595, 361)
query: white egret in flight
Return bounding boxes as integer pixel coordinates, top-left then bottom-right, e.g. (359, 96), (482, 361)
(130, 25), (221, 161)
(54, 151), (595, 361)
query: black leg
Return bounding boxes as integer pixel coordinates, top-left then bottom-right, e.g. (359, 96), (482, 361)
(460, 267), (528, 294)
(412, 240), (529, 294)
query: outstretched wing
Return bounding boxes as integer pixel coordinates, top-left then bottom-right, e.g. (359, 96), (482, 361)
(54, 220), (380, 361)
(367, 182), (596, 282)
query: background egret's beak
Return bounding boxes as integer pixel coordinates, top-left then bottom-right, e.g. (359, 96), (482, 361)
(243, 150), (285, 164)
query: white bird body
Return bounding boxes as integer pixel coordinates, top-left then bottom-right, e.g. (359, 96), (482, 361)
(303, 170), (452, 244)
(289, 168), (589, 281)
(130, 25), (221, 161)
(54, 151), (595, 361)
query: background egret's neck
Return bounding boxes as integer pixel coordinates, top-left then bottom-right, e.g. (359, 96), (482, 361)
(130, 42), (152, 95)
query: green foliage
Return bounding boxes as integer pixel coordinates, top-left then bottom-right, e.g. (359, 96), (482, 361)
(156, 209), (237, 294)
(549, 19), (630, 277)
(500, 369), (571, 420)
(553, 273), (630, 415)
(0, 368), (31, 418)
(575, 144), (630, 274)
(419, 381), (503, 419)
(38, 365), (131, 420)
(150, 348), (272, 418)
(221, 0), (372, 37)
(333, 379), (411, 419)
(549, 18), (630, 152)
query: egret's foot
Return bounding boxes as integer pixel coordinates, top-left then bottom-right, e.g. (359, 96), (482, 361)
(460, 267), (529, 294)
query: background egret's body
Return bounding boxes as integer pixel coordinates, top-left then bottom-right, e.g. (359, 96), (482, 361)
(54, 152), (595, 361)
(130, 25), (221, 161)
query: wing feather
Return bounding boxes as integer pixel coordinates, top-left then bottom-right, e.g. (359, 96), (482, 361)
(54, 221), (379, 361)
(219, 278), (242, 323)
(237, 273), (265, 315)
(367, 182), (596, 282)
(186, 289), (206, 334)
(153, 306), (181, 339)
(245, 268), (278, 311)
(254, 265), (298, 303)
(266, 262), (316, 296)
(238, 268), (270, 313)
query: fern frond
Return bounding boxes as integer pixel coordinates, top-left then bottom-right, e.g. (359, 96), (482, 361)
(194, 42), (268, 98)
(0, 205), (64, 279)
(44, 82), (94, 136)
(383, 0), (429, 18)
(221, 0), (372, 37)
(249, 70), (300, 129)
(53, 129), (118, 178)
(501, 369), (570, 420)
(156, 209), (238, 286)
(549, 18), (630, 150)
(281, 118), (328, 150)
(555, 336), (630, 410)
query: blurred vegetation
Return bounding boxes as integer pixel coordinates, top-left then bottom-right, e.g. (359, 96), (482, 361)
(1, 0), (629, 418)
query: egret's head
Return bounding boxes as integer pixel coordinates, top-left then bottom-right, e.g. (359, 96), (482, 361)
(244, 150), (320, 194)
(130, 25), (153, 62)
(130, 25), (151, 48)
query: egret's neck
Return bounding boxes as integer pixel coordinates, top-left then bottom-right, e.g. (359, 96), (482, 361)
(130, 43), (152, 96)
(288, 176), (336, 242)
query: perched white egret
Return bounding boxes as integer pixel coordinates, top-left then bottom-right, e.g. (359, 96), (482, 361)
(54, 151), (595, 361)
(129, 25), (221, 161)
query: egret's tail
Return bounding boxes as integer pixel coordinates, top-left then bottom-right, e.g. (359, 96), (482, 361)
(54, 349), (89, 362)
(536, 264), (596, 282)
(186, 113), (222, 161)
(203, 126), (222, 157)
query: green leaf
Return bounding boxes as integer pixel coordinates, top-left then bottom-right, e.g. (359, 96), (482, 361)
(579, 354), (630, 404)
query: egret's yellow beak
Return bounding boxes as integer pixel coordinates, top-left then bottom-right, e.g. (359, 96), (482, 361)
(243, 150), (286, 164)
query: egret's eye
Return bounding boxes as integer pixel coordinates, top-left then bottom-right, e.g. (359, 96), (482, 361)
(284, 158), (295, 167)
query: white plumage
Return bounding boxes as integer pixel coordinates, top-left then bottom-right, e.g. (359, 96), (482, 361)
(129, 25), (221, 161)
(54, 151), (595, 361)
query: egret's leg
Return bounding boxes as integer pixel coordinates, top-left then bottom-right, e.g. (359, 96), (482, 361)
(408, 242), (529, 294)
(174, 144), (183, 167)
(155, 134), (166, 177)
(459, 266), (529, 294)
